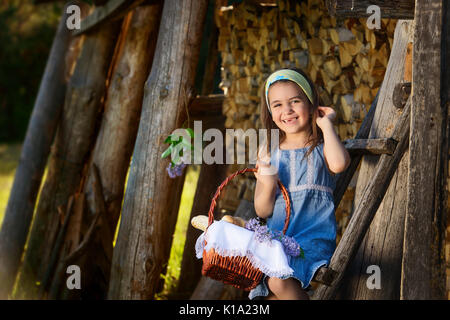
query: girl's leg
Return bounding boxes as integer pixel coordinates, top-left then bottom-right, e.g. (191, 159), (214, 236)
(266, 277), (309, 300)
(266, 292), (278, 300)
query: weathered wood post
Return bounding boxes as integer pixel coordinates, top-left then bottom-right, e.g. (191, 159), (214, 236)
(401, 0), (449, 299)
(331, 20), (414, 300)
(326, 0), (415, 19)
(0, 1), (90, 299)
(108, 0), (209, 299)
(14, 15), (122, 298)
(49, 3), (163, 300)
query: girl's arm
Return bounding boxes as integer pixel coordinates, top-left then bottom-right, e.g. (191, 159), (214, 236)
(316, 106), (351, 174)
(253, 146), (278, 219)
(254, 163), (278, 219)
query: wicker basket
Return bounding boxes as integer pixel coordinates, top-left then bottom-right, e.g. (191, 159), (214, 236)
(201, 167), (292, 291)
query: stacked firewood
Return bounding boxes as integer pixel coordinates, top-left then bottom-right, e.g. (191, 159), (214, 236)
(215, 0), (396, 240)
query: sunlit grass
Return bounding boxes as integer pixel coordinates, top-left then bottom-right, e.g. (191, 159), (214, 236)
(156, 165), (200, 299)
(0, 144), (22, 228)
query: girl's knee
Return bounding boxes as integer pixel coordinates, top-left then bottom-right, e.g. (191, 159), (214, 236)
(267, 277), (289, 295)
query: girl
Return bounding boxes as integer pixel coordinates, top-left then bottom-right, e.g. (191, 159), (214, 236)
(250, 68), (350, 300)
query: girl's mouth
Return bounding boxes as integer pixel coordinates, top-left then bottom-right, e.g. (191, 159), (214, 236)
(282, 116), (299, 124)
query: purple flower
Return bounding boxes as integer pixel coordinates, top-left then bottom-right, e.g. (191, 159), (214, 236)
(245, 218), (261, 231)
(254, 225), (272, 243)
(245, 218), (304, 257)
(166, 163), (187, 178)
(268, 230), (304, 257)
(280, 235), (302, 257)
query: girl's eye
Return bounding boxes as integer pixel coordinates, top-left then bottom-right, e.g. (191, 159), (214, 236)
(292, 100), (301, 103)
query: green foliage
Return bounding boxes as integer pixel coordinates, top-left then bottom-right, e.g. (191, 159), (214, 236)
(161, 129), (194, 167)
(0, 1), (63, 142)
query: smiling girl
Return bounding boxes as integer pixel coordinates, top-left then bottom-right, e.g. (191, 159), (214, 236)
(250, 68), (350, 300)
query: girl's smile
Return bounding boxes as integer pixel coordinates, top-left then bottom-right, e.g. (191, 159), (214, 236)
(282, 116), (299, 124)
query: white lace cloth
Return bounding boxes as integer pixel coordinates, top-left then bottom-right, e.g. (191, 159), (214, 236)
(195, 220), (293, 278)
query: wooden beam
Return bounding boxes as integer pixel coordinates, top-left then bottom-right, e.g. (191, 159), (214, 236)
(189, 94), (224, 118)
(312, 96), (411, 300)
(0, 1), (84, 299)
(13, 14), (122, 300)
(52, 4), (163, 300)
(343, 138), (397, 155)
(72, 0), (155, 36)
(326, 0), (415, 19)
(332, 20), (414, 300)
(107, 0), (209, 300)
(401, 0), (448, 300)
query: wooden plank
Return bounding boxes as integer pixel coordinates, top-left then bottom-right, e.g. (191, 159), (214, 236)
(342, 138), (397, 155)
(13, 15), (122, 299)
(333, 20), (414, 300)
(326, 0), (415, 19)
(72, 0), (156, 36)
(312, 96), (411, 300)
(400, 0), (448, 300)
(189, 94), (224, 117)
(107, 0), (209, 300)
(55, 4), (163, 300)
(0, 1), (89, 299)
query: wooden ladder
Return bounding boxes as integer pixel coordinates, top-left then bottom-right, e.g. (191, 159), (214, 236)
(311, 90), (411, 298)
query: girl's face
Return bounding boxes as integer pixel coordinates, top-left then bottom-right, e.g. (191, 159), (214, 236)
(268, 81), (312, 136)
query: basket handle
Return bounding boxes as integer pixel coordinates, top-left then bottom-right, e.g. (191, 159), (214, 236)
(207, 167), (291, 235)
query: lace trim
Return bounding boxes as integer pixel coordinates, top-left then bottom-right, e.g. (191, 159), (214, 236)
(195, 233), (294, 279)
(288, 184), (333, 194)
(307, 152), (314, 185)
(289, 150), (296, 188)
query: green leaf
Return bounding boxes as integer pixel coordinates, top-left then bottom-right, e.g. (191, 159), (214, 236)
(164, 135), (173, 144)
(161, 146), (173, 159)
(299, 248), (305, 259)
(180, 139), (192, 149)
(185, 128), (194, 138)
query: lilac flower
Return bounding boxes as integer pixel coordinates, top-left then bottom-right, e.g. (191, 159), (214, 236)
(245, 218), (304, 257)
(280, 235), (303, 257)
(246, 218), (271, 243)
(166, 163), (187, 179)
(245, 218), (261, 231)
(254, 225), (273, 243)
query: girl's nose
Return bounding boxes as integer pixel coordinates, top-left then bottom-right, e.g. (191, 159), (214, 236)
(282, 102), (294, 113)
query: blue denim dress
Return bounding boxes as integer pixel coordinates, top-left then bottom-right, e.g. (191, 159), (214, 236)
(249, 142), (337, 299)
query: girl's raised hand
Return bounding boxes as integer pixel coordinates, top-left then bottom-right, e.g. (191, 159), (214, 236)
(254, 160), (279, 187)
(315, 106), (336, 129)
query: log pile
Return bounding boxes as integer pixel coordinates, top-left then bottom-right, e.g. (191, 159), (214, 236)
(215, 0), (396, 243)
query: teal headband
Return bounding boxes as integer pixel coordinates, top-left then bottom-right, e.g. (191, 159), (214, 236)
(264, 69), (313, 114)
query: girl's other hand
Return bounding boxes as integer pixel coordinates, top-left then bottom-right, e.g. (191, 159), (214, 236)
(315, 106), (336, 129)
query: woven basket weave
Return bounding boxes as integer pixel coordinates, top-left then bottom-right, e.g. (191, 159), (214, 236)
(201, 167), (291, 291)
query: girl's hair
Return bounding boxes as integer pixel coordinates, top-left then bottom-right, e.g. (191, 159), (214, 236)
(260, 67), (324, 160)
